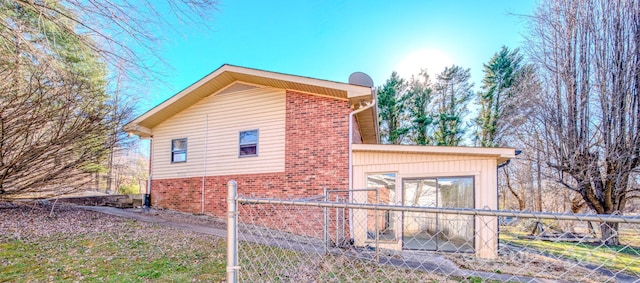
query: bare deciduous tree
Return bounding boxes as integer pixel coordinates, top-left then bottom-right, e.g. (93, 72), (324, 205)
(0, 0), (216, 198)
(526, 0), (640, 245)
(3, 0), (216, 80)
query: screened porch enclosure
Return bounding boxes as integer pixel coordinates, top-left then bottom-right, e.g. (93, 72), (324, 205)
(352, 144), (514, 258)
(402, 177), (474, 252)
(364, 174), (475, 253)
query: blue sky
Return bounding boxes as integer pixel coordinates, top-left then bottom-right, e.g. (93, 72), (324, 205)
(143, 0), (535, 108)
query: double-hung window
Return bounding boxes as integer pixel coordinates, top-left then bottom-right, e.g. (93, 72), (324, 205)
(171, 138), (187, 163)
(239, 130), (258, 157)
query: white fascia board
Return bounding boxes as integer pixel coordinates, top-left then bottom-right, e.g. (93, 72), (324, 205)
(352, 144), (517, 159)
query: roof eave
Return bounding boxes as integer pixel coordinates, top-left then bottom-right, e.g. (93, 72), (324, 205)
(123, 64), (374, 136)
(352, 144), (517, 162)
(123, 124), (152, 138)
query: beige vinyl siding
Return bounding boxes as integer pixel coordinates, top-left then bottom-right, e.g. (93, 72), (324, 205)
(352, 150), (499, 258)
(352, 152), (497, 204)
(152, 87), (285, 179)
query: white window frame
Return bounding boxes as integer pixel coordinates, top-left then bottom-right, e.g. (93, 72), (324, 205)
(239, 129), (258, 157)
(171, 138), (187, 163)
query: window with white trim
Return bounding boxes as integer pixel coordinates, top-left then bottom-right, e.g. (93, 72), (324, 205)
(239, 130), (258, 157)
(171, 138), (187, 163)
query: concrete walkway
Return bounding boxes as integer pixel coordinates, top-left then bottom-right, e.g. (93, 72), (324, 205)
(79, 206), (228, 238)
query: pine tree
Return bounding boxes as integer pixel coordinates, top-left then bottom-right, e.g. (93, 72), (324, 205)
(377, 72), (410, 144)
(476, 46), (529, 147)
(406, 69), (435, 145)
(432, 66), (473, 146)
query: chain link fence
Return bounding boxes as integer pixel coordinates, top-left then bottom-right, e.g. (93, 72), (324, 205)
(226, 187), (640, 282)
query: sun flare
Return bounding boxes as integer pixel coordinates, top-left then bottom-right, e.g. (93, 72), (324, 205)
(396, 48), (453, 80)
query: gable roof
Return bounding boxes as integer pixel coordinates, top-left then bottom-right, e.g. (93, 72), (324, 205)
(124, 64), (378, 142)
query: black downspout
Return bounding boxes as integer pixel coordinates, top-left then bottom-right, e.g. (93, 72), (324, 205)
(496, 149), (521, 247)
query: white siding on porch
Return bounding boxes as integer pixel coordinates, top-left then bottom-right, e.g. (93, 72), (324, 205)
(151, 86), (286, 179)
(352, 149), (500, 259)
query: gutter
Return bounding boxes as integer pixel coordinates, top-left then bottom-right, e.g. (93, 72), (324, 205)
(348, 94), (376, 238)
(497, 149), (522, 168)
(496, 149), (521, 212)
(497, 160), (511, 169)
(145, 137), (153, 210)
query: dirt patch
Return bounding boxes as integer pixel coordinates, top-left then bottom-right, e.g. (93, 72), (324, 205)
(2, 202), (127, 241)
(0, 201), (226, 242)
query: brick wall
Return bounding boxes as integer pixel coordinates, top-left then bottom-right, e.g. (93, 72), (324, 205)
(152, 172), (285, 216)
(284, 90), (350, 195)
(150, 90), (352, 227)
(281, 91), (351, 239)
(352, 115), (363, 144)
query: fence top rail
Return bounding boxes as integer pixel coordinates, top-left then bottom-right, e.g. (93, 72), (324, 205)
(236, 196), (640, 224)
(326, 188), (377, 193)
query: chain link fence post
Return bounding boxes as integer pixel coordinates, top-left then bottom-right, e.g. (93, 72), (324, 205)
(227, 180), (238, 283)
(323, 187), (329, 254)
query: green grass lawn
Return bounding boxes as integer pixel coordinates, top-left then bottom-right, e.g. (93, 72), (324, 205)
(0, 233), (226, 282)
(238, 242), (476, 283)
(500, 229), (640, 275)
(0, 205), (227, 282)
(3, 203), (637, 282)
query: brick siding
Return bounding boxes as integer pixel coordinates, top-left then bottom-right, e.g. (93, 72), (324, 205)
(150, 90), (352, 239)
(352, 115), (363, 144)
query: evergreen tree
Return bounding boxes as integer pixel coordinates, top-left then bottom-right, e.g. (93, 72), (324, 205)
(406, 69), (435, 145)
(476, 46), (530, 147)
(432, 65), (473, 146)
(377, 72), (409, 144)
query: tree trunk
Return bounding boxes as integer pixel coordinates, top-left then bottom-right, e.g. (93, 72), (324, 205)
(570, 195), (586, 213)
(502, 166), (526, 210)
(600, 221), (620, 246)
(536, 149), (543, 212)
(107, 147), (114, 194)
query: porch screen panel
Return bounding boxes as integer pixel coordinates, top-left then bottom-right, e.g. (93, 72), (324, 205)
(402, 176), (474, 252)
(366, 173), (397, 241)
(402, 179), (437, 250)
(438, 177), (474, 252)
